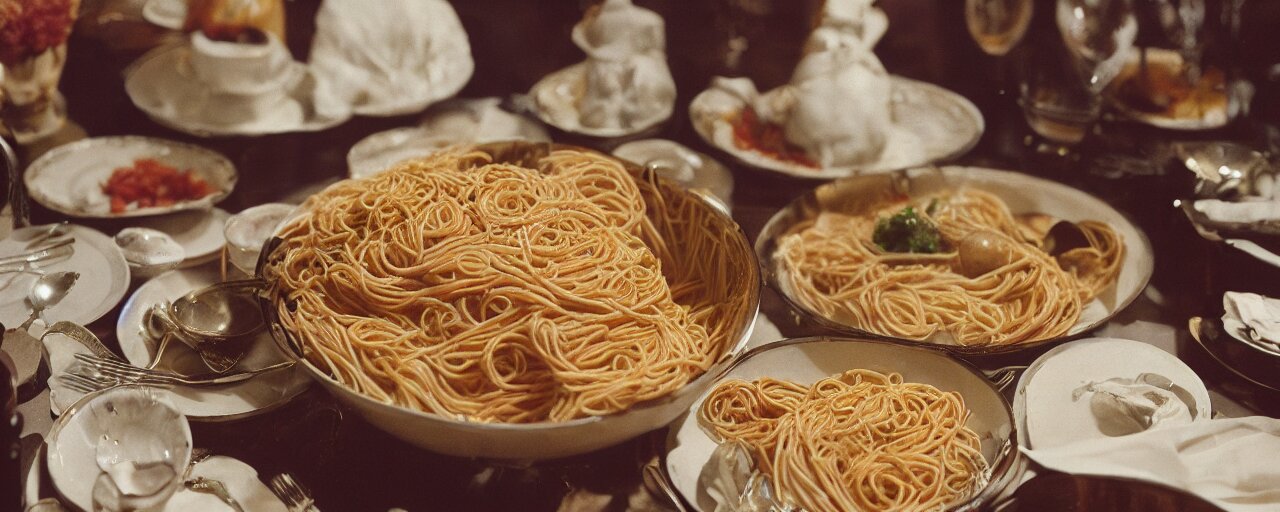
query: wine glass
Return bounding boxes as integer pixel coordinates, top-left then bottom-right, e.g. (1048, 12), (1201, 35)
(1056, 0), (1139, 92)
(966, 0), (1034, 56)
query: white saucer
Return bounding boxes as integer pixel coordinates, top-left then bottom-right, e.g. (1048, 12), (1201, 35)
(116, 266), (310, 421)
(690, 76), (984, 179)
(128, 208), (231, 268)
(529, 62), (674, 138)
(125, 43), (350, 137)
(1013, 338), (1212, 451)
(0, 225), (130, 328)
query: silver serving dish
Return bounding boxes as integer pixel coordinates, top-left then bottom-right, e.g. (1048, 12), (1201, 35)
(259, 141), (761, 460)
(1188, 316), (1280, 392)
(664, 336), (1021, 512)
(756, 166), (1155, 356)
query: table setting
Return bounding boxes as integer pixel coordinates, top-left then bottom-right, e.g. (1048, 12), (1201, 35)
(3, 0), (1280, 511)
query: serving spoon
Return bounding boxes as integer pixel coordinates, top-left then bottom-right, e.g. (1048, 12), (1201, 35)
(18, 271), (80, 330)
(146, 280), (266, 373)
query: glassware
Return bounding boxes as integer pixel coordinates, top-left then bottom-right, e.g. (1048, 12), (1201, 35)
(966, 0), (1034, 56)
(1019, 37), (1102, 145)
(1055, 0), (1139, 92)
(85, 386), (191, 511)
(223, 203), (294, 276)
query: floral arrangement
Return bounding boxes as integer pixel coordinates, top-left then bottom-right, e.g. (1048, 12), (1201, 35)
(0, 0), (77, 67)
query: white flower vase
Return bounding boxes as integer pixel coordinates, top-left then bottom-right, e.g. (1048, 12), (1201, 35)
(1, 43), (69, 144)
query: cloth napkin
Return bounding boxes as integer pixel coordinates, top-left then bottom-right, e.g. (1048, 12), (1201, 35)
(308, 0), (473, 116)
(1023, 416), (1280, 512)
(1193, 198), (1280, 226)
(1222, 291), (1280, 354)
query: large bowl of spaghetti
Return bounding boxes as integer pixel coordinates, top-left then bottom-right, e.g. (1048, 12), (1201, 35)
(258, 141), (760, 459)
(665, 337), (1020, 511)
(757, 166), (1154, 355)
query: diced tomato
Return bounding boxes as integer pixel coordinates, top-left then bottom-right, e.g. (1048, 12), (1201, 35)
(101, 158), (216, 214)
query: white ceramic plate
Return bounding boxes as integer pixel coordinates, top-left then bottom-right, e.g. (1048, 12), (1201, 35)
(116, 266), (310, 421)
(128, 207), (231, 267)
(1013, 337), (1212, 450)
(529, 62), (674, 138)
(163, 456), (289, 512)
(757, 166), (1156, 355)
(690, 76), (984, 179)
(1107, 48), (1233, 131)
(142, 0), (187, 30)
(24, 136), (236, 219)
(665, 338), (1018, 511)
(0, 225), (130, 328)
(125, 43), (350, 137)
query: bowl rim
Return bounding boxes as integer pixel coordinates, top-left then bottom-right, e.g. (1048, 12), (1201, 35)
(755, 165), (1155, 356)
(254, 140), (763, 431)
(664, 335), (1022, 512)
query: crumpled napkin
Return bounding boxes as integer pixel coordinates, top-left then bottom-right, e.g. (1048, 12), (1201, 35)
(1194, 198), (1280, 226)
(1023, 416), (1280, 512)
(1222, 291), (1280, 355)
(308, 0), (473, 116)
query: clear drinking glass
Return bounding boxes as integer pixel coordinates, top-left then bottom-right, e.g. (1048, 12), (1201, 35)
(965, 0), (1034, 56)
(86, 386), (191, 512)
(1019, 37), (1102, 145)
(1056, 0), (1139, 92)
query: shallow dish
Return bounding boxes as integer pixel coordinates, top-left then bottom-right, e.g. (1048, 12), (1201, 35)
(117, 266), (310, 421)
(0, 224), (130, 328)
(664, 336), (1019, 512)
(1012, 337), (1211, 450)
(24, 136), (236, 218)
(128, 207), (233, 268)
(1107, 48), (1235, 131)
(1188, 316), (1280, 392)
(690, 76), (983, 180)
(756, 166), (1155, 356)
(260, 141), (761, 460)
(529, 62), (674, 138)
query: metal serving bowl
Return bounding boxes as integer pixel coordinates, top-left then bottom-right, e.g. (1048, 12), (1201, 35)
(756, 166), (1155, 356)
(257, 141), (761, 460)
(664, 336), (1021, 511)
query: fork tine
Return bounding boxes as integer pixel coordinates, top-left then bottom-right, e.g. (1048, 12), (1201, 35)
(59, 373), (112, 393)
(72, 353), (181, 385)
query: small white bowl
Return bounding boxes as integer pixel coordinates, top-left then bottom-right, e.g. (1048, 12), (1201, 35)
(47, 386), (193, 511)
(224, 203), (297, 276)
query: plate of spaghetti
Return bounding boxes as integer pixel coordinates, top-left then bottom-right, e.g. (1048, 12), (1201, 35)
(665, 337), (1019, 512)
(757, 166), (1153, 355)
(259, 142), (760, 459)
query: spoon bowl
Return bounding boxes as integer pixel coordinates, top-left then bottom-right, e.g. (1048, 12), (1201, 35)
(19, 271), (80, 330)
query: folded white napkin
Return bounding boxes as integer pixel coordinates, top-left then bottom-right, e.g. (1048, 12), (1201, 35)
(1223, 291), (1280, 354)
(1194, 198), (1280, 225)
(309, 0), (473, 116)
(1023, 416), (1280, 512)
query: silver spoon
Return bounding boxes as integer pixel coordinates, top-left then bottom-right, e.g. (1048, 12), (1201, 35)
(18, 271), (80, 330)
(22, 221), (71, 250)
(145, 280), (265, 372)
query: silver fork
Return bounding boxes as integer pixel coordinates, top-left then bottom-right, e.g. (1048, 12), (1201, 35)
(70, 353), (294, 387)
(269, 473), (319, 512)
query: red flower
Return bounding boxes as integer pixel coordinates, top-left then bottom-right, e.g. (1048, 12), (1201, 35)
(0, 0), (76, 67)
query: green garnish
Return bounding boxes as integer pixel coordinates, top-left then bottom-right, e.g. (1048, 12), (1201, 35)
(873, 206), (943, 254)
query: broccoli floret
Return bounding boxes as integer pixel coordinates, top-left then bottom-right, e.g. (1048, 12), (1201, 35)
(873, 206), (943, 253)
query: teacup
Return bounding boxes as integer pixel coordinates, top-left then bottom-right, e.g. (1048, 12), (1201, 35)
(189, 29), (290, 96)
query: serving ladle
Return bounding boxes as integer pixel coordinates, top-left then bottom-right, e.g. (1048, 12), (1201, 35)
(145, 279), (266, 373)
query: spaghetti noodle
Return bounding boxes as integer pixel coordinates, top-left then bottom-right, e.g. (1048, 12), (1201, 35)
(264, 148), (752, 423)
(776, 188), (1123, 346)
(699, 369), (989, 512)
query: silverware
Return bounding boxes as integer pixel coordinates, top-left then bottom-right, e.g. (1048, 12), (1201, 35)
(41, 321), (122, 361)
(187, 477), (245, 512)
(66, 353), (294, 388)
(0, 239), (74, 268)
(269, 473), (319, 512)
(144, 280), (265, 373)
(18, 271), (79, 330)
(21, 221), (71, 250)
(641, 457), (688, 512)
